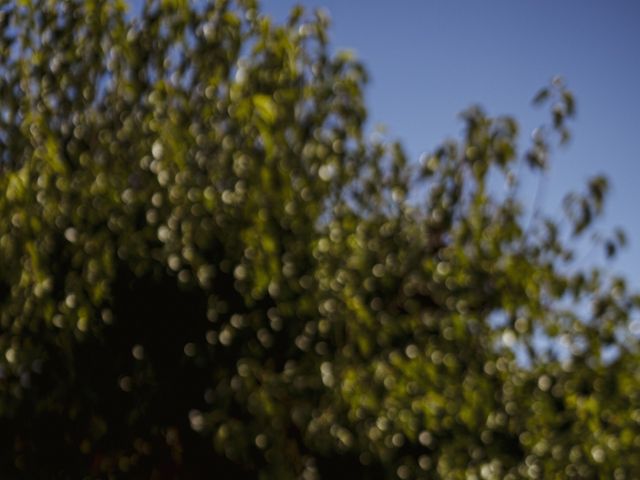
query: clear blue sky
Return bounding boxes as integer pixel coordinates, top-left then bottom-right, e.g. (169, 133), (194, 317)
(263, 0), (640, 287)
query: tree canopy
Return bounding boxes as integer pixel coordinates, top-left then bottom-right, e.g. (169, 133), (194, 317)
(1, 1), (639, 478)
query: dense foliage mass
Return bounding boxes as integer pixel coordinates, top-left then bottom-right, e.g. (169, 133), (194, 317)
(1, 1), (639, 478)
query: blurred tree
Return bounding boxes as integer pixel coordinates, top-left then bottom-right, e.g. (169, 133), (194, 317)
(1, 1), (639, 479)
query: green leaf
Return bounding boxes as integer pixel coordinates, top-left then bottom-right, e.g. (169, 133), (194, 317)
(253, 94), (278, 125)
(532, 87), (549, 105)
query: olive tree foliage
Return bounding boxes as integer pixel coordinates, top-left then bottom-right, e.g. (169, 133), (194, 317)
(1, 0), (639, 478)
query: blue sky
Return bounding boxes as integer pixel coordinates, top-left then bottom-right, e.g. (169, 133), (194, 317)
(263, 0), (640, 287)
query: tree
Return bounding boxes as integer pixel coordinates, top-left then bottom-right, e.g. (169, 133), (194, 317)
(1, 1), (639, 478)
